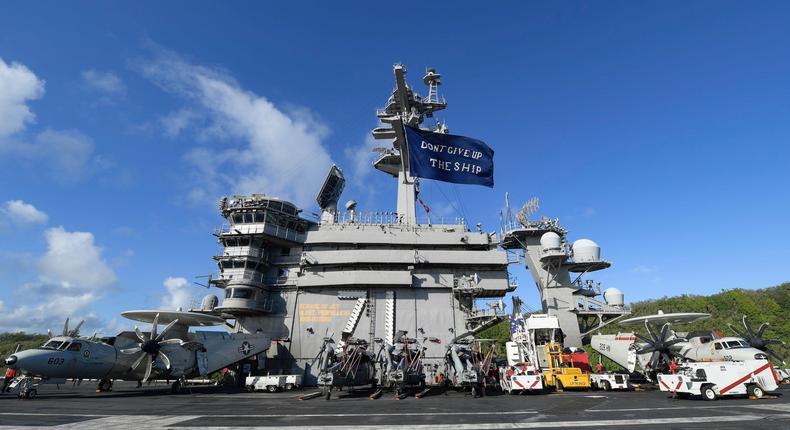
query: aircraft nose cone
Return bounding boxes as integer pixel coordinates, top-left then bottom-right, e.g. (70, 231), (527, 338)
(4, 355), (17, 366)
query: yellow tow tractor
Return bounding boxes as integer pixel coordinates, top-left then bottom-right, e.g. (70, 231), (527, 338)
(507, 314), (590, 392)
(541, 341), (590, 391)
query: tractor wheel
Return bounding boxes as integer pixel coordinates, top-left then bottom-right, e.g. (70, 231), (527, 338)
(267, 385), (278, 393)
(602, 381), (612, 392)
(701, 385), (716, 401)
(324, 388), (331, 401)
(26, 389), (36, 400)
(747, 384), (764, 399)
(556, 380), (564, 392)
(285, 383), (294, 391)
(471, 385), (478, 397)
(171, 380), (182, 394)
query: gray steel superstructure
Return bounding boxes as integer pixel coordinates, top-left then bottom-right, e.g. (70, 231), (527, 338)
(200, 65), (514, 384)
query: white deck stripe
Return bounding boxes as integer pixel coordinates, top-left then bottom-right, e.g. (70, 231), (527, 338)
(0, 413), (782, 429)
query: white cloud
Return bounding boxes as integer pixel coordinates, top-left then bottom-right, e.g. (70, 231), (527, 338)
(0, 226), (117, 333)
(161, 108), (196, 137)
(160, 276), (194, 310)
(0, 59), (98, 181)
(1, 200), (48, 226)
(139, 47), (335, 207)
(38, 226), (117, 292)
(0, 58), (45, 139)
(34, 129), (96, 179)
(81, 69), (126, 97)
(344, 134), (381, 189)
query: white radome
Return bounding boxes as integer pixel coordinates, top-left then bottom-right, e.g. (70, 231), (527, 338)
(603, 287), (624, 306)
(540, 231), (562, 251)
(572, 238), (600, 262)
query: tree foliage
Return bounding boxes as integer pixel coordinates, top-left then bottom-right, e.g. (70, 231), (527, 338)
(479, 282), (790, 364)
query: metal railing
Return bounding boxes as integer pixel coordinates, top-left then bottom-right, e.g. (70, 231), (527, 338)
(327, 211), (466, 227)
(215, 222), (305, 242)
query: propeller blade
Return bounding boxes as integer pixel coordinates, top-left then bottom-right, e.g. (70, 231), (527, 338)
(644, 321), (657, 342)
(142, 355), (153, 383)
(743, 315), (755, 338)
(179, 341), (205, 352)
(764, 339), (785, 346)
(156, 318), (179, 341)
(130, 351), (147, 371)
(159, 351), (172, 370)
(659, 323), (671, 342)
(150, 313), (160, 340)
(120, 346), (142, 355)
(727, 323), (747, 339)
(636, 346), (657, 355)
(70, 320), (85, 337)
(634, 332), (653, 344)
(765, 349), (785, 364)
(62, 317), (70, 336)
(158, 338), (183, 345)
(649, 351), (660, 369)
(134, 326), (147, 343)
(756, 322), (769, 338)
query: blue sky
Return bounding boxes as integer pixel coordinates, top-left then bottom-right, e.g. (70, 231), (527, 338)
(0, 2), (788, 334)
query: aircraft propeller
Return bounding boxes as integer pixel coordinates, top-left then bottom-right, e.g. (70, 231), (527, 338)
(47, 317), (85, 338)
(634, 322), (687, 370)
(120, 313), (185, 382)
(729, 315), (785, 363)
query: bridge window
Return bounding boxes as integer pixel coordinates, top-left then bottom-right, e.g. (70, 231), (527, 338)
(714, 342), (723, 350)
(231, 288), (254, 299)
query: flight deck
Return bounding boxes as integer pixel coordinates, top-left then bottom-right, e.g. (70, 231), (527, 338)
(1, 382), (789, 429)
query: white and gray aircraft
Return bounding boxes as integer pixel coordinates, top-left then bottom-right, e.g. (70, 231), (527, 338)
(4, 311), (270, 398)
(591, 311), (781, 376)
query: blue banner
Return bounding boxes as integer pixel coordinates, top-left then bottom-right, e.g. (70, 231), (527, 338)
(404, 126), (494, 188)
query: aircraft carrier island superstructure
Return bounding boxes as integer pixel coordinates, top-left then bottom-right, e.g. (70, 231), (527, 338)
(199, 65), (514, 384)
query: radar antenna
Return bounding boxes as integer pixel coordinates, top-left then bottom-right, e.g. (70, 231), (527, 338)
(516, 197), (540, 227)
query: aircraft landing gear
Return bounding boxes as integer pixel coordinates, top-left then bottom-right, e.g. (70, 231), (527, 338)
(171, 379), (183, 394)
(97, 379), (113, 392)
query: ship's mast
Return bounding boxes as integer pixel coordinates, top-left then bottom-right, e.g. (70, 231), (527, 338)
(371, 64), (446, 224)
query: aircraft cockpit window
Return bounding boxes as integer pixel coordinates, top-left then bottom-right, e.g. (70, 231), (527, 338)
(714, 342), (723, 350)
(42, 340), (63, 350)
(726, 341), (745, 349)
(58, 342), (70, 350)
(67, 342), (82, 352)
(225, 289), (233, 299)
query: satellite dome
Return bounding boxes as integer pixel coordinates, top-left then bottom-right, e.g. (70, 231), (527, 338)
(345, 200), (357, 210)
(572, 239), (600, 262)
(603, 288), (624, 307)
(201, 294), (219, 311)
(540, 232), (562, 251)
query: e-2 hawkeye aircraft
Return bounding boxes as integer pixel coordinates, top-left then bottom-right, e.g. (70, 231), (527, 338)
(4, 310), (270, 399)
(591, 311), (783, 377)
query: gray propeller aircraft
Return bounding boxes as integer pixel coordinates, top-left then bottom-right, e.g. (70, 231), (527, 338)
(4, 311), (270, 399)
(591, 311), (780, 377)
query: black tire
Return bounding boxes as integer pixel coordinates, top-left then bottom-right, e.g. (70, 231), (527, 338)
(603, 381), (612, 392)
(98, 379), (112, 392)
(285, 383), (294, 391)
(701, 385), (716, 401)
(556, 380), (564, 392)
(171, 380), (182, 394)
(267, 385), (278, 393)
(26, 389), (36, 399)
(324, 388), (331, 400)
(471, 385), (477, 397)
(747, 384), (764, 399)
